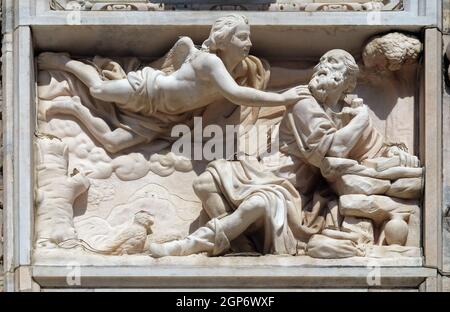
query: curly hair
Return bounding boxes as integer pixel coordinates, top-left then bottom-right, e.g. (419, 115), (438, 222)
(363, 32), (422, 71)
(202, 14), (249, 53)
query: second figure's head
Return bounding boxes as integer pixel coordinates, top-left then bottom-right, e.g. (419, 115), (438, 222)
(309, 49), (360, 105)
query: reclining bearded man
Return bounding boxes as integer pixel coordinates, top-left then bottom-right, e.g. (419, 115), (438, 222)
(147, 49), (420, 258)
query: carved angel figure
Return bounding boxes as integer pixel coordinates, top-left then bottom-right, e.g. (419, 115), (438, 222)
(38, 14), (302, 153)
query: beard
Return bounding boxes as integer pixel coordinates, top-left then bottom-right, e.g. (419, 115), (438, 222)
(309, 64), (344, 103)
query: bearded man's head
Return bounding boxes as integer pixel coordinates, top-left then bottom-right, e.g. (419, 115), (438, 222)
(309, 49), (360, 104)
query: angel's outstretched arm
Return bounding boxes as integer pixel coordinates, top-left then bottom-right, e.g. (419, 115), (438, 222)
(206, 55), (301, 108)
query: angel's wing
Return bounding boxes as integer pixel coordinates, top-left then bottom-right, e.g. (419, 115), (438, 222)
(152, 37), (198, 74)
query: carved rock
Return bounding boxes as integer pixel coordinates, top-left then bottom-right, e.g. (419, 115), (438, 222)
(386, 178), (422, 199)
(339, 194), (416, 225)
(332, 174), (391, 196)
(0, 209), (3, 267)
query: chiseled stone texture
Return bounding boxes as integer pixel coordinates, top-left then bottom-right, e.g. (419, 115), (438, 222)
(0, 196), (3, 287)
(445, 0), (450, 33)
(0, 98), (3, 293)
(443, 276), (450, 292)
(0, 209), (3, 292)
(49, 0), (401, 11)
(0, 6), (3, 287)
(0, 89), (3, 292)
(443, 34), (450, 274)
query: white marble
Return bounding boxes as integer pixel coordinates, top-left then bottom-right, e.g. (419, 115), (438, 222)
(34, 17), (424, 262)
(1, 0), (445, 291)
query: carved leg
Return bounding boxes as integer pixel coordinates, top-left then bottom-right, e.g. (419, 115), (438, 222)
(219, 195), (266, 242)
(148, 195), (267, 258)
(193, 171), (233, 219)
(38, 52), (134, 105)
(88, 79), (135, 104)
(38, 52), (103, 87)
(43, 97), (147, 153)
(193, 171), (258, 252)
(148, 226), (217, 258)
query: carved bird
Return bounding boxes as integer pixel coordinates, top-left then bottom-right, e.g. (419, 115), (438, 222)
(102, 211), (154, 255)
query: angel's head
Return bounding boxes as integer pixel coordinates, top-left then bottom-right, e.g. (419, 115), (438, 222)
(202, 14), (252, 61)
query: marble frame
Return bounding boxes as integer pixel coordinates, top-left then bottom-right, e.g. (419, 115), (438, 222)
(47, 0), (405, 12)
(2, 0), (444, 291)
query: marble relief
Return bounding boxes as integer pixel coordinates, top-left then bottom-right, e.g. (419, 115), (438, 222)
(35, 15), (423, 261)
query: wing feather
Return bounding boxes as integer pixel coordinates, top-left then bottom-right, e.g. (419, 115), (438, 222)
(159, 37), (198, 73)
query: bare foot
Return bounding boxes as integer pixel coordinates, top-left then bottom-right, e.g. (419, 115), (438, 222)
(38, 52), (71, 71)
(148, 241), (185, 258)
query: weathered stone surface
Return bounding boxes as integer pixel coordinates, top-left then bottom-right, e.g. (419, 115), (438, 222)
(0, 209), (3, 292)
(442, 34), (450, 276)
(405, 203), (421, 248)
(339, 195), (417, 224)
(341, 216), (374, 244)
(366, 245), (421, 258)
(443, 276), (450, 292)
(445, 0), (450, 33)
(443, 212), (450, 273)
(49, 0), (403, 12)
(386, 178), (422, 199)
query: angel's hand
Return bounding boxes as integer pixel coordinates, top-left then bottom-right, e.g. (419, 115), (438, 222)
(281, 86), (306, 105)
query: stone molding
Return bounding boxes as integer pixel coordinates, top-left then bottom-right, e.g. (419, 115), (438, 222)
(49, 0), (403, 11)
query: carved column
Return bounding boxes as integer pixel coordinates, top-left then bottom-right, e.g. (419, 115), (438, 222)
(442, 0), (450, 284)
(0, 0), (3, 293)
